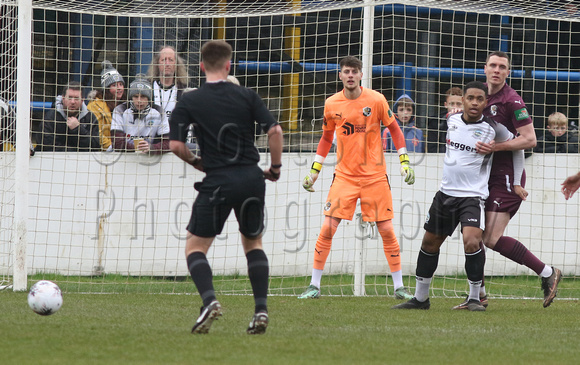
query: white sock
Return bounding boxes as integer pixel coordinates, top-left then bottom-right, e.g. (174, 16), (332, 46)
(414, 276), (431, 302)
(468, 280), (482, 302)
(391, 270), (404, 290)
(540, 265), (553, 278)
(310, 268), (323, 288)
(480, 284), (486, 297)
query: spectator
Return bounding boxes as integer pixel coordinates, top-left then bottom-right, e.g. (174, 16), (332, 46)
(146, 45), (195, 148)
(110, 75), (170, 155)
(0, 97), (15, 151)
(426, 87), (463, 153)
(382, 94), (425, 153)
(2, 97), (36, 156)
(534, 112), (578, 153)
(38, 81), (100, 152)
(87, 60), (126, 151)
(146, 45), (189, 120)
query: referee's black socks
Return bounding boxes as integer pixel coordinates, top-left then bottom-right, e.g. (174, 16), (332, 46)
(187, 252), (216, 308)
(246, 249), (269, 313)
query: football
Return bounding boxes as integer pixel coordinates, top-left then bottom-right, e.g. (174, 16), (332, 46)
(27, 280), (63, 316)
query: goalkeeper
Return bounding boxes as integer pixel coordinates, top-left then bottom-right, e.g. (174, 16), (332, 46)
(298, 55), (415, 300)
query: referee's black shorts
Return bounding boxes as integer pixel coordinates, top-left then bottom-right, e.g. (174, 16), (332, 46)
(424, 191), (485, 237)
(187, 164), (265, 238)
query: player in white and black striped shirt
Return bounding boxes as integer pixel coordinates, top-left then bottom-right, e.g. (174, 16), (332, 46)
(393, 81), (524, 311)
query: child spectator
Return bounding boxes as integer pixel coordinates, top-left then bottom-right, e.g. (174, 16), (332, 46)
(534, 112), (578, 153)
(87, 60), (126, 151)
(110, 75), (170, 154)
(426, 87), (463, 153)
(382, 94), (425, 153)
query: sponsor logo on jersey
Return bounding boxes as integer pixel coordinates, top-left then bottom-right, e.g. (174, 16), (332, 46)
(322, 116), (327, 127)
(363, 107), (371, 117)
(388, 109), (393, 118)
(514, 107), (529, 121)
(341, 122), (366, 135)
(446, 139), (477, 152)
(342, 122), (355, 135)
(324, 202), (331, 211)
(490, 105), (498, 116)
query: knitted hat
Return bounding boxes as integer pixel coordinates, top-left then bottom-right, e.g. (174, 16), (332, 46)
(128, 74), (152, 100)
(100, 60), (124, 89)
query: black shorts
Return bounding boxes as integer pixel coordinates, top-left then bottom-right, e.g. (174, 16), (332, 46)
(187, 165), (265, 238)
(424, 191), (485, 237)
(485, 170), (526, 218)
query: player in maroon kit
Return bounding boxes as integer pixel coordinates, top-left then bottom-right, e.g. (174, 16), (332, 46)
(455, 51), (561, 309)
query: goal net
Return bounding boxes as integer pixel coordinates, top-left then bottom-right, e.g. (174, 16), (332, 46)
(2, 0), (579, 301)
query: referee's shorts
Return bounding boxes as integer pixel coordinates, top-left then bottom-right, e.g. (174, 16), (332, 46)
(187, 164), (265, 238)
(424, 191), (485, 237)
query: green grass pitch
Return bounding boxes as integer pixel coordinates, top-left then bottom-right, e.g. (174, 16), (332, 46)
(2, 287), (579, 364)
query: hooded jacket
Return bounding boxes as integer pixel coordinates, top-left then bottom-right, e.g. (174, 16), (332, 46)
(382, 94), (425, 153)
(534, 129), (579, 153)
(39, 95), (101, 152)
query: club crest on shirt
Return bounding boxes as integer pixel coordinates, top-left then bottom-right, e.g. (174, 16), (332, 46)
(490, 105), (498, 116)
(472, 129), (484, 138)
(363, 107), (371, 117)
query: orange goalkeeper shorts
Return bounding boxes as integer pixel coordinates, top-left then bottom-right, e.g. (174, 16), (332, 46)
(323, 173), (394, 222)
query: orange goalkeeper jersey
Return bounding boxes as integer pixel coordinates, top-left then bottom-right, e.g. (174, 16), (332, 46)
(323, 87), (396, 178)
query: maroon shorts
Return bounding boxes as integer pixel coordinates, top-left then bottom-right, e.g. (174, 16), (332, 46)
(485, 170), (526, 218)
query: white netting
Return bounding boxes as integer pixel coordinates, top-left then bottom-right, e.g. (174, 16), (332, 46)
(0, 3), (17, 289)
(30, 0), (580, 21)
(1, 0), (578, 300)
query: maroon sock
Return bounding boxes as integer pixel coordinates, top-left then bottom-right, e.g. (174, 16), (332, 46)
(492, 236), (545, 275)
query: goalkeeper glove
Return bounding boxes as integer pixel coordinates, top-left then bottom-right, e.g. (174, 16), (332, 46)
(399, 154), (415, 185)
(303, 161), (322, 192)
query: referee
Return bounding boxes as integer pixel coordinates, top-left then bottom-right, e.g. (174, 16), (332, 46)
(169, 40), (283, 335)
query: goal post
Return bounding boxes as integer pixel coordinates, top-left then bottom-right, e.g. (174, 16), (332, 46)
(2, 0), (579, 300)
(13, 0), (33, 292)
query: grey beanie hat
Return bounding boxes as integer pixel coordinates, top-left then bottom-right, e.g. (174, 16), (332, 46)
(128, 74), (152, 100)
(100, 60), (125, 89)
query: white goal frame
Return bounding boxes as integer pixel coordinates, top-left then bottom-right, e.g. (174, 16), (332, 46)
(3, 0), (580, 298)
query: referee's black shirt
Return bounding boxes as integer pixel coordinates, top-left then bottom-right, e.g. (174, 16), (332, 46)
(170, 81), (278, 171)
